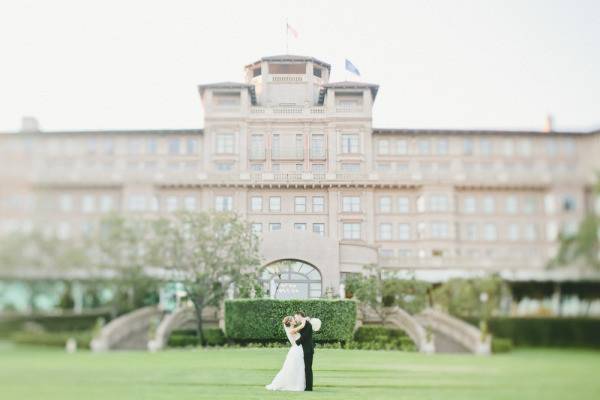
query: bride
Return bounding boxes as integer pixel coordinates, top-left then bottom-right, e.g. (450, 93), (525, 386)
(266, 316), (306, 391)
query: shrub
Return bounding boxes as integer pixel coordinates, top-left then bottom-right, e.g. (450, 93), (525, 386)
(464, 316), (600, 348)
(11, 331), (93, 349)
(167, 328), (226, 347)
(224, 299), (356, 341)
(492, 337), (513, 353)
(0, 310), (112, 338)
(350, 325), (417, 351)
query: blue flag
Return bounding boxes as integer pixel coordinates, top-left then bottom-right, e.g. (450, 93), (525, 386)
(345, 59), (360, 76)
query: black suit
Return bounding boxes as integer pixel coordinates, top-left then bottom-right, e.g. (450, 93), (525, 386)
(295, 320), (315, 391)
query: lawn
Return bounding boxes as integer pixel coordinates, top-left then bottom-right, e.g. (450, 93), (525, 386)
(0, 341), (599, 400)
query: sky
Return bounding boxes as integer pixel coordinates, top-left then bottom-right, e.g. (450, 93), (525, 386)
(0, 0), (598, 132)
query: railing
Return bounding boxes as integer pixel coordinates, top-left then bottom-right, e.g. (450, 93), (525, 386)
(271, 146), (304, 160)
(270, 75), (304, 82)
(91, 306), (163, 351)
(416, 308), (491, 355)
(249, 106), (326, 117)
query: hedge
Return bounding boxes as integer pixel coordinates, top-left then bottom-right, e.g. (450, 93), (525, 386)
(11, 331), (93, 349)
(225, 299), (356, 342)
(168, 329), (226, 347)
(465, 317), (600, 348)
(0, 310), (111, 337)
(350, 325), (417, 351)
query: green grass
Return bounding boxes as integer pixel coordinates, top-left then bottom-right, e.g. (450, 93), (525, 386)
(0, 341), (599, 400)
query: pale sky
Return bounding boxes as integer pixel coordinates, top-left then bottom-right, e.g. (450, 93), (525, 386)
(0, 0), (599, 132)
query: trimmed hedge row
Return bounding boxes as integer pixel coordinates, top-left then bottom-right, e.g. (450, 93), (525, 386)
(465, 317), (600, 348)
(11, 330), (93, 349)
(225, 299), (356, 341)
(168, 329), (226, 347)
(0, 310), (111, 337)
(350, 325), (417, 351)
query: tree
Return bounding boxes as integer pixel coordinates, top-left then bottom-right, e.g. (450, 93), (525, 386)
(86, 214), (161, 315)
(345, 264), (431, 322)
(148, 211), (261, 345)
(550, 178), (600, 271)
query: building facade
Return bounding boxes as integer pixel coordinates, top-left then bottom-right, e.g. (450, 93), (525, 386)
(1, 55), (600, 307)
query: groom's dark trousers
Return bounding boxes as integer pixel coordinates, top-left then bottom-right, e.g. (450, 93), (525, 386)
(296, 320), (315, 391)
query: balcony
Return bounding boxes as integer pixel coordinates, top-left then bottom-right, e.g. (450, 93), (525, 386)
(249, 106), (326, 119)
(271, 146), (304, 160)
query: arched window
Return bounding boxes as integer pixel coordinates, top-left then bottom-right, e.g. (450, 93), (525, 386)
(260, 260), (322, 299)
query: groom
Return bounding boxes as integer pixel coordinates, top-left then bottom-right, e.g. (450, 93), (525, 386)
(294, 311), (315, 391)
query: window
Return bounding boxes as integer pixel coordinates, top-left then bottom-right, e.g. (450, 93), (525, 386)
(463, 138), (474, 155)
(250, 135), (264, 158)
(59, 195), (72, 212)
(215, 162), (233, 172)
(185, 138), (197, 155)
(436, 139), (449, 155)
(57, 222), (70, 240)
(294, 197), (306, 212)
(295, 163), (303, 172)
(251, 196), (262, 211)
(379, 223), (393, 240)
(294, 223), (307, 231)
(563, 196), (576, 212)
(341, 134), (359, 153)
(483, 223), (497, 241)
(396, 140), (408, 155)
(311, 163), (325, 173)
(379, 196), (392, 213)
(272, 163), (281, 172)
(215, 196), (232, 211)
(524, 224), (537, 241)
(100, 195), (113, 213)
(313, 67), (322, 78)
(341, 163), (360, 172)
(312, 196), (325, 212)
(506, 196), (518, 214)
(463, 197), (476, 213)
(168, 138), (180, 155)
(396, 162), (409, 173)
(128, 139), (143, 155)
(343, 223), (361, 240)
(342, 196), (361, 212)
(465, 223), (477, 241)
(82, 195), (95, 213)
(563, 138), (575, 155)
(483, 196), (495, 213)
(149, 196), (159, 212)
(380, 249), (394, 258)
(418, 139), (430, 155)
(378, 139), (390, 155)
(253, 67), (261, 77)
(269, 223), (281, 232)
(508, 224), (519, 241)
(523, 197), (536, 214)
(184, 196), (196, 211)
(545, 194), (556, 214)
(250, 163), (263, 172)
(546, 139), (558, 156)
(260, 260), (321, 299)
(398, 223), (411, 240)
(398, 197), (410, 213)
(312, 223), (325, 236)
(431, 222), (449, 238)
(429, 195), (449, 212)
(251, 223), (262, 234)
(311, 135), (325, 158)
(166, 196), (178, 212)
(517, 139), (532, 156)
(269, 196), (281, 212)
(503, 139), (514, 156)
(480, 138), (492, 156)
(128, 195), (146, 211)
(216, 133), (235, 154)
(147, 138), (157, 154)
(377, 163), (391, 173)
(546, 222), (558, 241)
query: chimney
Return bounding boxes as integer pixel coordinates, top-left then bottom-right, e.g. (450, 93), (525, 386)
(20, 116), (40, 133)
(543, 114), (553, 133)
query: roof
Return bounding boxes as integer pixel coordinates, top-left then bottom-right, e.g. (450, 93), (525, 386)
(197, 81), (251, 94)
(372, 128), (595, 137)
(245, 54), (331, 71)
(0, 129), (204, 136)
(323, 81), (379, 100)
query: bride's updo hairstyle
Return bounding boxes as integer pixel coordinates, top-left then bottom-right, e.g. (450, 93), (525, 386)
(282, 316), (294, 327)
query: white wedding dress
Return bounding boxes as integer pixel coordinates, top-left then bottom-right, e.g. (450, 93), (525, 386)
(266, 326), (305, 391)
